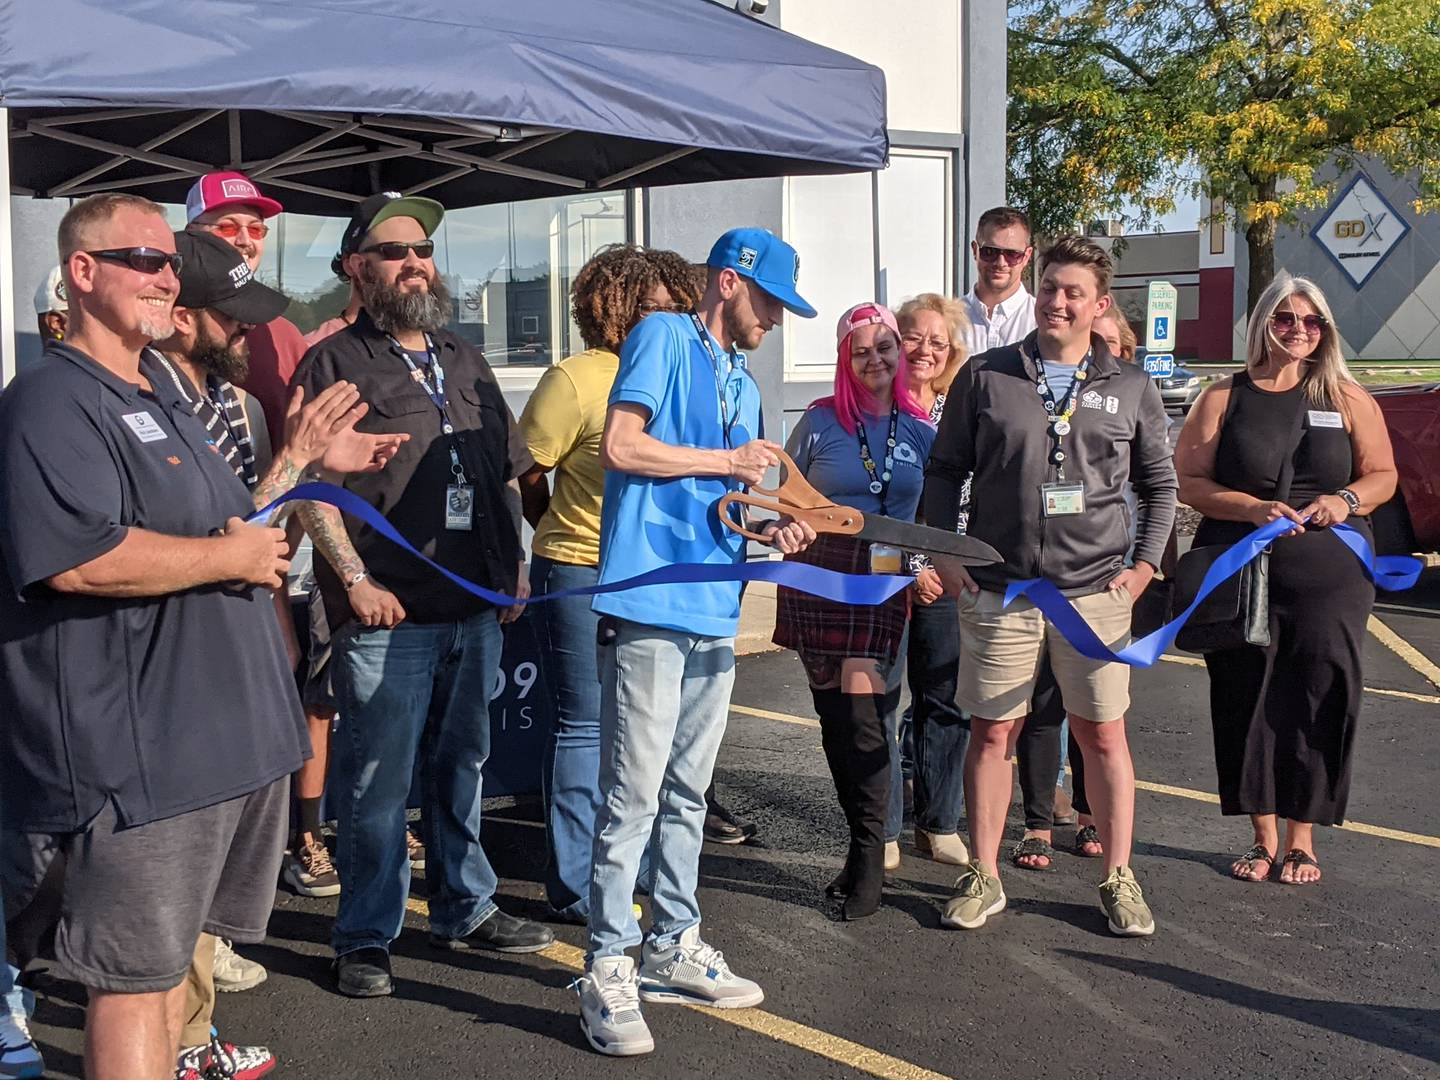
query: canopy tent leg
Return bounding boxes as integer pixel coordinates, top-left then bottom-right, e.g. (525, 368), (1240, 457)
(1, 107), (16, 387)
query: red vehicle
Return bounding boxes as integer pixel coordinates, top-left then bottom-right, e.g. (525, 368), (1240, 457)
(1373, 384), (1440, 554)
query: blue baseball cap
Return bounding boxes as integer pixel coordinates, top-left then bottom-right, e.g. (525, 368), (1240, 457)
(706, 228), (817, 319)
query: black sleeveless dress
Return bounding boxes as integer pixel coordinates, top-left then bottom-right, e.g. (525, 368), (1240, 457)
(1194, 372), (1374, 826)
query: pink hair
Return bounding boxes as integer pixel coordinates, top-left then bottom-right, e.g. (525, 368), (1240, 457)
(814, 322), (928, 434)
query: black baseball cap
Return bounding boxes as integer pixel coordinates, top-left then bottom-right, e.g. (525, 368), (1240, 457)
(338, 191), (446, 263)
(174, 231), (290, 325)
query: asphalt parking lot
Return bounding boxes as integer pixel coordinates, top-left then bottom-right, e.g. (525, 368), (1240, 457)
(24, 571), (1440, 1080)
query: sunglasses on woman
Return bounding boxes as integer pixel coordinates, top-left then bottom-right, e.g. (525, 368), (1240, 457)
(359, 240), (436, 260)
(1270, 310), (1327, 335)
(976, 244), (1028, 266)
(87, 248), (184, 275)
(206, 220), (270, 241)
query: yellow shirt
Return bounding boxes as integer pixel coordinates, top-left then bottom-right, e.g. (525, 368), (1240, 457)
(520, 348), (619, 566)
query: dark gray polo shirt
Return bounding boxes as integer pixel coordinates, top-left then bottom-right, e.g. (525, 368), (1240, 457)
(0, 343), (307, 832)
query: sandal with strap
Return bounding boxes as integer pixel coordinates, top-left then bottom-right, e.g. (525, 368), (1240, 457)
(1230, 844), (1274, 882)
(1073, 825), (1103, 858)
(1010, 835), (1055, 871)
(1280, 848), (1321, 885)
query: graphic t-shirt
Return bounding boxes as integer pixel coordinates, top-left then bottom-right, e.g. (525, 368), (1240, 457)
(784, 402), (934, 521)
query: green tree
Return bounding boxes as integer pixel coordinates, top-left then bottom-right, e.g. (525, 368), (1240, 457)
(1008, 0), (1440, 312)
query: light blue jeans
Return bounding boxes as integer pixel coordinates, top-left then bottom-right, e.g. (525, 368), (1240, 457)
(331, 610), (503, 955)
(587, 619), (736, 963)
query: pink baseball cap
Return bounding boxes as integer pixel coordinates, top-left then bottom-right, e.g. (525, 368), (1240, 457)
(836, 302), (900, 346)
(185, 171), (284, 222)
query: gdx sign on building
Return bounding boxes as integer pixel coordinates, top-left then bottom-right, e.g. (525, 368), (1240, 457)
(1312, 174), (1411, 288)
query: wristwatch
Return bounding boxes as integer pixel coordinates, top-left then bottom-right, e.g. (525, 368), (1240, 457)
(1336, 488), (1361, 514)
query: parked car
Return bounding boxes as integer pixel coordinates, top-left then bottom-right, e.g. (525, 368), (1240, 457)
(1157, 365), (1203, 412)
(1373, 382), (1440, 554)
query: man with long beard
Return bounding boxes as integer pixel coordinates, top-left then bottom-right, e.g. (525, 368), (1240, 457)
(293, 193), (553, 999)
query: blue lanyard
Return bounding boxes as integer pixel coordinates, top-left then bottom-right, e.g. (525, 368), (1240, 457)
(689, 313), (738, 450)
(390, 334), (466, 482)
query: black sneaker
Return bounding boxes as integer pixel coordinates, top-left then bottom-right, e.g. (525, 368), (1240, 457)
(430, 909), (554, 954)
(704, 800), (758, 845)
(333, 947), (392, 998)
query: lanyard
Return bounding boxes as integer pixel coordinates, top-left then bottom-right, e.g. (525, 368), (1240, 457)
(391, 334), (466, 483)
(688, 313), (738, 450)
(856, 402), (899, 514)
(1031, 347), (1091, 481)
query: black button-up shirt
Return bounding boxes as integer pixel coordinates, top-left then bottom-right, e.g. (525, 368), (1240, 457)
(292, 312), (533, 627)
(0, 344), (307, 831)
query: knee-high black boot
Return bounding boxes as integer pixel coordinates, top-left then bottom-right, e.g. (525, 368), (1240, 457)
(838, 691), (891, 920)
(811, 687), (858, 898)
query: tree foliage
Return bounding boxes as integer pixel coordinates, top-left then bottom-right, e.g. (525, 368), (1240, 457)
(1007, 0), (1440, 310)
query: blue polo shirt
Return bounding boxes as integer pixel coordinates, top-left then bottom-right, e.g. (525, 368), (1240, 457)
(592, 313), (763, 637)
(0, 344), (307, 831)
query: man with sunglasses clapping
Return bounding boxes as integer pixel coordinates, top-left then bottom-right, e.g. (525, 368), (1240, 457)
(292, 193), (554, 999)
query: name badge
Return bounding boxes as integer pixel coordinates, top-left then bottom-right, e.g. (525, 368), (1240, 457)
(869, 543), (903, 574)
(1041, 482), (1086, 517)
(121, 411), (168, 443)
(444, 484), (474, 531)
(1308, 410), (1343, 429)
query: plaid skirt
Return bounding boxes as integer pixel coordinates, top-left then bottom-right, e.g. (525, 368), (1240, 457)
(772, 534), (910, 661)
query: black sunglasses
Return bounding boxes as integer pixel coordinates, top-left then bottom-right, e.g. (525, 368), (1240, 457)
(1271, 310), (1328, 334)
(976, 244), (1028, 266)
(359, 240), (436, 260)
(87, 247), (183, 275)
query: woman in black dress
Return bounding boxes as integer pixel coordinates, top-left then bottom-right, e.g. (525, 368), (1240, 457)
(1174, 272), (1397, 884)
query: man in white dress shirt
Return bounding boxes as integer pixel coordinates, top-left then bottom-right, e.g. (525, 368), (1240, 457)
(961, 206), (1037, 358)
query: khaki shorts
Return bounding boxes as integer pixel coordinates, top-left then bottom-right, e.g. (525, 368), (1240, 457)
(956, 587), (1134, 723)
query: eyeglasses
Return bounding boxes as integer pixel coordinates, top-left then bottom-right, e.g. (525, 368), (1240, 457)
(359, 240), (436, 260)
(976, 244), (1028, 266)
(205, 220), (270, 241)
(1271, 311), (1327, 335)
(901, 332), (951, 353)
(87, 248), (183, 275)
(637, 301), (684, 315)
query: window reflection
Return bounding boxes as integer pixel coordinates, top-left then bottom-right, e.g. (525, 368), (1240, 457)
(254, 192), (629, 369)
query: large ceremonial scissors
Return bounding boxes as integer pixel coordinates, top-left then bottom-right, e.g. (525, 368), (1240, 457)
(717, 449), (1003, 566)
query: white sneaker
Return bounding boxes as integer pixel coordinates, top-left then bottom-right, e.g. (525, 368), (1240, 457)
(0, 1011), (44, 1079)
(575, 957), (654, 1057)
(212, 938), (267, 993)
(639, 926), (763, 1009)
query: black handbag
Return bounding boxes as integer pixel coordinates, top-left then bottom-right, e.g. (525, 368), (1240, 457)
(1172, 383), (1308, 654)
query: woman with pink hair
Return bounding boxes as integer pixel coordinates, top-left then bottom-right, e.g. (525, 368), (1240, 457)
(772, 303), (934, 919)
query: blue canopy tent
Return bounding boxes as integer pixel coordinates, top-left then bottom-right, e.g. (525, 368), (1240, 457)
(0, 0), (888, 377)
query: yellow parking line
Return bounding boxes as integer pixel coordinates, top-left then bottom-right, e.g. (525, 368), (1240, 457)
(1160, 653), (1440, 702)
(1367, 614), (1440, 691)
(403, 898), (951, 1080)
(731, 708), (1440, 850)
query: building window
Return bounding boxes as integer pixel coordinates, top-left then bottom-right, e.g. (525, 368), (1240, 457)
(252, 192), (630, 370)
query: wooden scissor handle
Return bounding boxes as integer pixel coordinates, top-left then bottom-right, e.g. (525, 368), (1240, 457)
(718, 449), (866, 542)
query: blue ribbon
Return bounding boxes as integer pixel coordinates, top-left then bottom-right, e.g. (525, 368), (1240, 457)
(251, 482), (912, 607)
(1002, 519), (1423, 667)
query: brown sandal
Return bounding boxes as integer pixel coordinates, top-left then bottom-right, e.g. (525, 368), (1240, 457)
(1279, 848), (1321, 885)
(1073, 824), (1103, 858)
(1231, 844), (1274, 882)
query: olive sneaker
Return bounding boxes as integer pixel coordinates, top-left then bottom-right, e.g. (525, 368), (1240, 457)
(1099, 866), (1156, 937)
(940, 863), (1006, 930)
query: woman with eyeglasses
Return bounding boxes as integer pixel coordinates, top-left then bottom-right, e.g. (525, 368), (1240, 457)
(772, 303), (934, 919)
(517, 244), (701, 921)
(1174, 273), (1398, 885)
(893, 294), (973, 868)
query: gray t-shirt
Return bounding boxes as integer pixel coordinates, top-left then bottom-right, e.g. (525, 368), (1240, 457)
(785, 402), (935, 521)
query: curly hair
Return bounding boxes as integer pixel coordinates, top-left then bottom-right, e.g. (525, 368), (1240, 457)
(570, 244), (703, 350)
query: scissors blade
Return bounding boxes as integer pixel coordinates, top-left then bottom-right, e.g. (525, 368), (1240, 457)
(852, 514), (1003, 566)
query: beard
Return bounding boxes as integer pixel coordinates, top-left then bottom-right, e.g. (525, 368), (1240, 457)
(138, 310), (175, 341)
(721, 300), (766, 352)
(193, 320), (250, 384)
(358, 262), (452, 334)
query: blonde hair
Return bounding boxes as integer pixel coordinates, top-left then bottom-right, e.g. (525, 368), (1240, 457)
(1096, 306), (1137, 362)
(1246, 272), (1355, 411)
(895, 293), (970, 394)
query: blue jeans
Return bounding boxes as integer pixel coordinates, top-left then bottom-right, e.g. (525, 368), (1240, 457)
(906, 595), (969, 835)
(588, 619), (735, 963)
(531, 556), (604, 920)
(331, 610), (503, 955)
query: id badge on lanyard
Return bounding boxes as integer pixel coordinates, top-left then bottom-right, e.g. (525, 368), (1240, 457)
(1041, 482), (1086, 517)
(392, 334), (473, 530)
(1033, 348), (1091, 519)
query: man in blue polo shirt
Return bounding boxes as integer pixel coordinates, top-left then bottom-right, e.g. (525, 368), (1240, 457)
(574, 229), (817, 1057)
